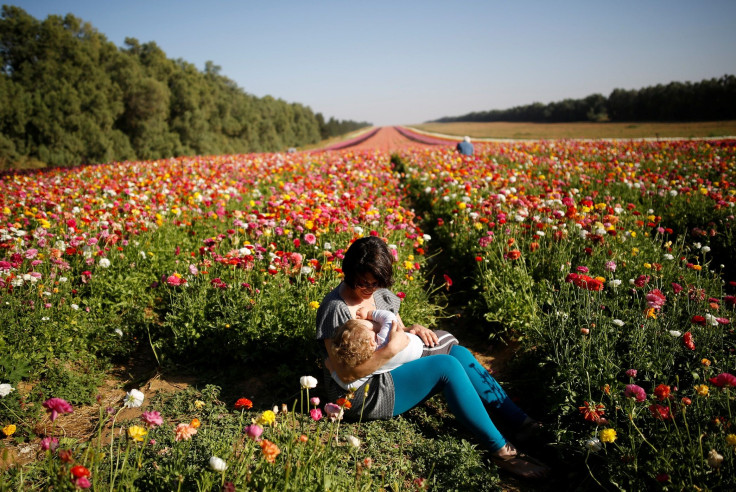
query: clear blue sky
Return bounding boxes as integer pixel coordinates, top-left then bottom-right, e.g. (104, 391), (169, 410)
(9, 0), (736, 126)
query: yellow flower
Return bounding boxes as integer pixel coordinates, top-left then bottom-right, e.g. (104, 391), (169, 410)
(695, 384), (709, 397)
(2, 424), (16, 437)
(194, 400), (205, 410)
(257, 410), (276, 426)
(309, 301), (320, 310)
(127, 425), (147, 442)
(599, 428), (617, 443)
(726, 434), (736, 446)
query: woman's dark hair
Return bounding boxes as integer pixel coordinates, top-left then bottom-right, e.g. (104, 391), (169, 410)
(341, 236), (394, 289)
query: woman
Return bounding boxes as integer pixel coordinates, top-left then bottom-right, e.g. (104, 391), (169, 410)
(315, 236), (549, 479)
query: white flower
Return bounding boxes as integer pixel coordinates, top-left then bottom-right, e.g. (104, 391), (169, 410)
(701, 246), (711, 253)
(669, 330), (682, 338)
(98, 258), (111, 268)
(300, 266), (313, 275)
(71, 304), (79, 310)
(123, 389), (145, 408)
(585, 438), (602, 452)
(0, 383), (15, 397)
(208, 456), (228, 472)
(707, 449), (724, 468)
(324, 242), (332, 250)
(114, 328), (123, 337)
(612, 319), (625, 327)
(664, 254), (674, 260)
(693, 242), (702, 250)
(300, 376), (318, 389)
(139, 251), (147, 259)
(346, 435), (361, 448)
(422, 234), (431, 241)
(705, 313), (719, 326)
(353, 226), (363, 235)
(608, 279), (622, 288)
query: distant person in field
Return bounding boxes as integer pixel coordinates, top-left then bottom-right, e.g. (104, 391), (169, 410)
(456, 136), (474, 155)
(316, 236), (549, 480)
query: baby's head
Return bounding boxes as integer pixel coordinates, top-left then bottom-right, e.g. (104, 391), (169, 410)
(332, 319), (377, 368)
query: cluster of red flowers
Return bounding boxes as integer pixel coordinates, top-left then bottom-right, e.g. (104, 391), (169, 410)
(565, 273), (604, 291)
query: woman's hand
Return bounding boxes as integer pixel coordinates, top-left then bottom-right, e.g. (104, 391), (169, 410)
(408, 324), (439, 347)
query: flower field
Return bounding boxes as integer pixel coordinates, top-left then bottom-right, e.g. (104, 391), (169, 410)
(1, 137), (735, 489)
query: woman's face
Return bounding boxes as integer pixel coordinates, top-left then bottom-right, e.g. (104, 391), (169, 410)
(352, 272), (380, 300)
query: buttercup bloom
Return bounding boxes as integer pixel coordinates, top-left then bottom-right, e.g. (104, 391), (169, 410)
(123, 389), (144, 408)
(234, 398), (253, 410)
(599, 428), (617, 443)
(209, 456), (228, 472)
(43, 397), (73, 422)
(260, 439), (281, 463)
(624, 384), (647, 402)
(300, 376), (318, 389)
(174, 423), (198, 441)
(244, 424), (264, 441)
(695, 384), (709, 397)
(127, 425), (148, 442)
(726, 434), (736, 446)
(140, 410), (163, 428)
(0, 383), (14, 397)
(256, 410), (276, 426)
(2, 424), (16, 436)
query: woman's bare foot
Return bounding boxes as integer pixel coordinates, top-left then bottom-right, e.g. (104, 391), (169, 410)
(491, 443), (550, 480)
(515, 417), (544, 444)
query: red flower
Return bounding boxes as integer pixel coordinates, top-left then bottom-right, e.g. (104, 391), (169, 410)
(579, 401), (605, 422)
(649, 404), (672, 420)
(396, 291), (406, 300)
(671, 282), (683, 294)
(691, 315), (706, 326)
(708, 373), (736, 388)
(336, 398), (352, 409)
(634, 275), (650, 287)
(654, 384), (671, 401)
(683, 331), (695, 350)
(507, 250), (521, 260)
(234, 398), (253, 410)
(71, 465), (91, 478)
(443, 274), (452, 290)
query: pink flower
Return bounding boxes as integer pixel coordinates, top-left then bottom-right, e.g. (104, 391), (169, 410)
(174, 423), (197, 441)
(304, 233), (317, 245)
(74, 477), (91, 489)
(671, 282), (683, 294)
(605, 260), (617, 272)
(646, 289), (666, 310)
(244, 424), (264, 441)
(40, 436), (59, 451)
(43, 398), (73, 422)
(634, 275), (650, 287)
(708, 373), (736, 388)
(576, 266), (589, 273)
(140, 411), (163, 428)
(624, 384), (647, 402)
(309, 408), (323, 421)
(716, 317), (731, 325)
(309, 397), (320, 407)
(324, 403), (343, 421)
(166, 274), (186, 286)
(626, 369), (638, 378)
(24, 249), (39, 259)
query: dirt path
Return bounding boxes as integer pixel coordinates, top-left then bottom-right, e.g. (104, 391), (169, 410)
(333, 126), (453, 152)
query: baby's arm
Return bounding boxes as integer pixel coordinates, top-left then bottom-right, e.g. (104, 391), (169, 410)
(369, 309), (397, 346)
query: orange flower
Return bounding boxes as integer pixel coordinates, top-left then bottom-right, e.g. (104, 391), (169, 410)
(336, 398), (352, 409)
(234, 398), (253, 410)
(190, 418), (201, 429)
(579, 401), (605, 422)
(260, 439), (281, 463)
(507, 250), (521, 260)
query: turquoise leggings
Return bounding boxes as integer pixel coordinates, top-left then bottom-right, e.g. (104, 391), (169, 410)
(391, 345), (527, 452)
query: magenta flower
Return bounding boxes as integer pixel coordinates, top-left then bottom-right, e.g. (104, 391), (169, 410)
(166, 274), (186, 286)
(140, 410), (163, 428)
(708, 373), (736, 388)
(309, 408), (323, 421)
(244, 424), (263, 441)
(324, 403), (344, 421)
(576, 266), (589, 273)
(624, 384), (647, 402)
(671, 282), (683, 294)
(40, 436), (59, 451)
(309, 396), (320, 407)
(625, 369), (638, 378)
(646, 289), (666, 310)
(73, 477), (91, 489)
(605, 260), (617, 272)
(42, 397), (73, 422)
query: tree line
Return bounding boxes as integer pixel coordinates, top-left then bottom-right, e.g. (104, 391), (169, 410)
(433, 75), (736, 124)
(0, 6), (370, 169)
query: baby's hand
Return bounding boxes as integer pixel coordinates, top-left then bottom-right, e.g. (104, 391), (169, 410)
(356, 306), (368, 319)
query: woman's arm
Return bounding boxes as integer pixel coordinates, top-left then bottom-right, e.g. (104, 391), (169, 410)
(325, 320), (408, 383)
(396, 314), (439, 347)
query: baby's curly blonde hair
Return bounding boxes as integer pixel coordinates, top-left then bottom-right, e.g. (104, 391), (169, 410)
(332, 319), (374, 368)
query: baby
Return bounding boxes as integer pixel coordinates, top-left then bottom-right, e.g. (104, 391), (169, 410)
(331, 308), (457, 390)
